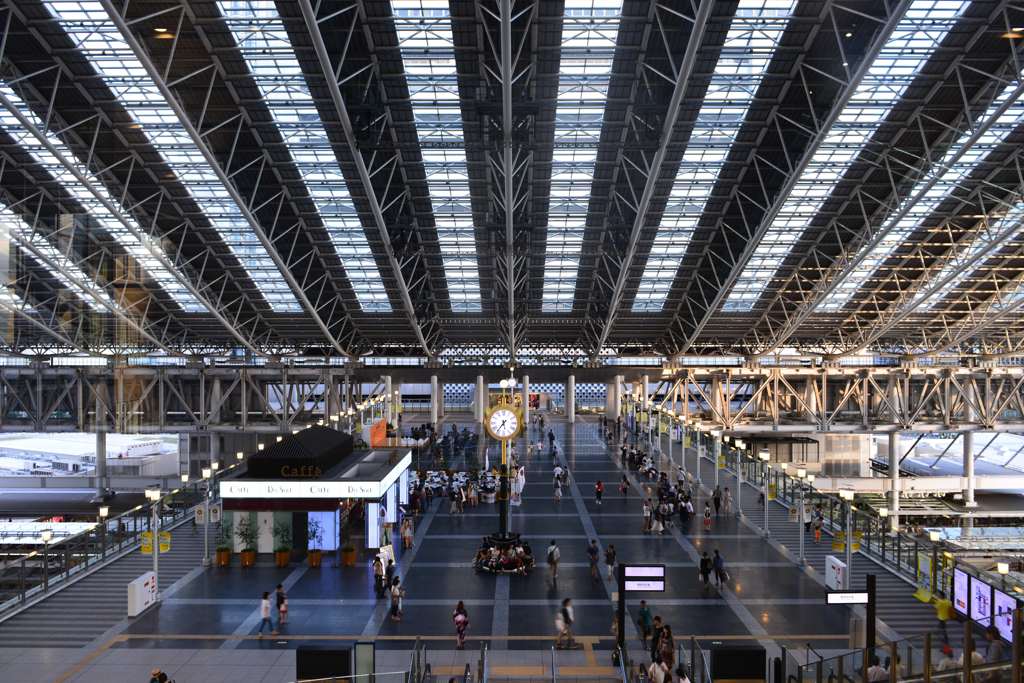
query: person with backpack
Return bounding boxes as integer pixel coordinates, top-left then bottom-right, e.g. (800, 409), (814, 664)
(546, 539), (560, 578)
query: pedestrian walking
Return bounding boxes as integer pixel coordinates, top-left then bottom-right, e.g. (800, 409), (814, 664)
(555, 598), (575, 648)
(699, 552), (713, 586)
(257, 591), (274, 636)
(619, 474), (629, 497)
(546, 539), (560, 578)
(713, 549), (728, 586)
(649, 615), (664, 662)
(453, 601), (470, 649)
(275, 584), (287, 629)
(813, 506), (823, 543)
(636, 599), (653, 645)
(604, 543), (616, 580)
(389, 578), (405, 621)
(642, 499), (653, 534)
(595, 480), (604, 506)
(385, 559), (396, 595)
(587, 538), (600, 580)
(401, 517), (414, 549)
(658, 625), (676, 671)
(712, 486), (722, 516)
(723, 487), (733, 515)
(703, 501), (712, 531)
(554, 476), (563, 502)
(372, 555), (385, 599)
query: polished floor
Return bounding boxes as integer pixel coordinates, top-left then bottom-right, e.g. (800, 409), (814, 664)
(4, 417), (870, 682)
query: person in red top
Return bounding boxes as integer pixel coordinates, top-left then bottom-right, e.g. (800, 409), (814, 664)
(595, 480), (604, 506)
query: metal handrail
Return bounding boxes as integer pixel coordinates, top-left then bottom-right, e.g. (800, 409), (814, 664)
(0, 458), (243, 616)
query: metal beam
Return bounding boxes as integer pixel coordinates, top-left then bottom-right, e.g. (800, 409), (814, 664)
(760, 70), (1024, 353)
(661, 0), (913, 355)
(98, 0), (357, 358)
(499, 0), (523, 361)
(297, 0), (435, 358)
(587, 0), (713, 359)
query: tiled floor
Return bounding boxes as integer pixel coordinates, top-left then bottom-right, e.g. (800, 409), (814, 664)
(7, 416), (866, 682)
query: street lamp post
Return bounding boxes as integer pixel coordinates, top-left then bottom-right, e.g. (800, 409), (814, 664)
(98, 505), (109, 557)
(41, 529), (52, 591)
(201, 466), (213, 567)
(758, 449), (770, 536)
(797, 468), (806, 564)
(840, 489), (855, 588)
(735, 439), (746, 517)
(145, 487), (162, 598)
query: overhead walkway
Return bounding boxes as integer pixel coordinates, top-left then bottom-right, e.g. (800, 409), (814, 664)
(0, 521), (205, 648)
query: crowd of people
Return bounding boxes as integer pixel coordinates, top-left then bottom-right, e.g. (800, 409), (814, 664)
(473, 538), (535, 574)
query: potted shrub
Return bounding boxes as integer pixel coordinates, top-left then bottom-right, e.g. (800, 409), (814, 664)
(340, 517), (357, 567)
(272, 522), (291, 568)
(307, 517), (324, 568)
(236, 517), (257, 568)
(215, 521), (233, 567)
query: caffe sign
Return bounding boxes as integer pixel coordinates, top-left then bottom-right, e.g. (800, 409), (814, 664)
(221, 480), (384, 499)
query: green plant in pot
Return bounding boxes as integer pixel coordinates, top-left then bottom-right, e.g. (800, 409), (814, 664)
(307, 517), (324, 568)
(215, 521), (233, 567)
(340, 519), (357, 567)
(272, 521), (292, 568)
(236, 517), (257, 568)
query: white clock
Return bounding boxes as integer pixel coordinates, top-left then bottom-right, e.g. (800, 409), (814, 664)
(487, 408), (520, 440)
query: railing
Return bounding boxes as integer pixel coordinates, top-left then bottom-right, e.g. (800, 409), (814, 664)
(0, 460), (242, 618)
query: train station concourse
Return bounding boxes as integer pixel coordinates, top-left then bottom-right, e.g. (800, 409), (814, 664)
(0, 0), (1023, 681)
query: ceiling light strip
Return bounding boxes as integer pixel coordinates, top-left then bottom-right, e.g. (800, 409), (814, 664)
(393, 0), (481, 313)
(219, 0), (391, 313)
(45, 0), (302, 313)
(542, 0), (623, 313)
(722, 0), (969, 312)
(631, 0), (796, 313)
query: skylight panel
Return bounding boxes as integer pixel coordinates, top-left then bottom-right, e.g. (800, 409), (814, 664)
(542, 0), (623, 313)
(0, 204), (113, 311)
(0, 85), (200, 313)
(392, 0), (481, 313)
(819, 82), (1024, 311)
(723, 0), (969, 312)
(632, 0), (796, 312)
(218, 0), (391, 313)
(44, 0), (302, 313)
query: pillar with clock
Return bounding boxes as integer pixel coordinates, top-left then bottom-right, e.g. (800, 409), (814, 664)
(485, 378), (523, 546)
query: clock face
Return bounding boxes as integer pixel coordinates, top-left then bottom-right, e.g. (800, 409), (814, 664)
(488, 409), (519, 439)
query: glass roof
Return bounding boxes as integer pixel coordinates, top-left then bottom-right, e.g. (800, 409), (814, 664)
(219, 1), (391, 313)
(723, 0), (969, 312)
(632, 0), (796, 312)
(45, 0), (303, 313)
(542, 0), (623, 313)
(820, 81), (1024, 311)
(393, 0), (481, 313)
(0, 84), (197, 312)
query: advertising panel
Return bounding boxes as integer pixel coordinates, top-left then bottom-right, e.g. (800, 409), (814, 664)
(953, 568), (969, 616)
(994, 589), (1017, 642)
(970, 576), (992, 625)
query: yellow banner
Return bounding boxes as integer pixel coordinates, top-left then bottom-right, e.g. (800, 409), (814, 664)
(684, 435), (691, 448)
(832, 530), (861, 552)
(159, 531), (171, 553)
(141, 531), (153, 555)
(767, 483), (776, 501)
(717, 454), (726, 470)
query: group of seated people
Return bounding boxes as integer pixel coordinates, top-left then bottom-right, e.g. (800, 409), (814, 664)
(473, 538), (535, 574)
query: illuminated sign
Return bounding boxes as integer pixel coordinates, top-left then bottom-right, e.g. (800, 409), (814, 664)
(827, 591), (869, 605)
(994, 589), (1017, 642)
(971, 577), (992, 625)
(953, 568), (969, 616)
(221, 451), (412, 500)
(623, 565), (666, 592)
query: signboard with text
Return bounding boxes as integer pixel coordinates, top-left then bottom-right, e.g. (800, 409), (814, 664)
(623, 565), (666, 592)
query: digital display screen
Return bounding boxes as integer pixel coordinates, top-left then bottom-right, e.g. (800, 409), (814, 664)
(623, 565), (665, 592)
(953, 568), (969, 616)
(971, 577), (992, 625)
(994, 589), (1017, 642)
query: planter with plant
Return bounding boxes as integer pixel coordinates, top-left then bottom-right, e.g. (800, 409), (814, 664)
(307, 517), (324, 568)
(236, 517), (257, 568)
(340, 516), (357, 567)
(215, 521), (233, 567)
(272, 521), (292, 567)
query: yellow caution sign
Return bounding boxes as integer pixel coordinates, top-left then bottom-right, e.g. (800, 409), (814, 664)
(141, 531), (153, 555)
(832, 531), (861, 552)
(767, 483), (776, 501)
(717, 454), (726, 470)
(159, 531), (171, 553)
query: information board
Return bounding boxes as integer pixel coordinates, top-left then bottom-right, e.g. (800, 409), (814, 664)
(953, 568), (969, 616)
(623, 564), (666, 592)
(825, 555), (846, 590)
(827, 591), (869, 605)
(970, 576), (992, 625)
(994, 588), (1017, 642)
